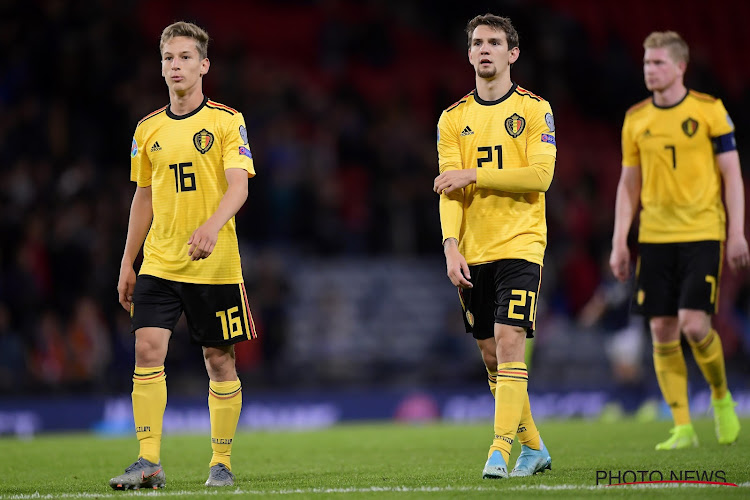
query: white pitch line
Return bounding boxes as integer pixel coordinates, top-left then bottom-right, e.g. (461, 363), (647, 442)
(1, 482), (748, 499)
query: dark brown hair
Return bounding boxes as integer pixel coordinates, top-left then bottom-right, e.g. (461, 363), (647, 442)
(465, 14), (519, 49)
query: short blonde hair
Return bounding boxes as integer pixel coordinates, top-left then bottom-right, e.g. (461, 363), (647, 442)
(643, 31), (689, 64)
(160, 21), (209, 59)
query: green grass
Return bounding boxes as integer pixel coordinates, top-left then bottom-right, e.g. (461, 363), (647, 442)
(1, 418), (749, 498)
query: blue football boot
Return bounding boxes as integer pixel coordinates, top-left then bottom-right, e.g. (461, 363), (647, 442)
(482, 450), (509, 479)
(510, 437), (551, 477)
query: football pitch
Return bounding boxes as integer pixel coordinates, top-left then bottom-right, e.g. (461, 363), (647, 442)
(1, 418), (749, 499)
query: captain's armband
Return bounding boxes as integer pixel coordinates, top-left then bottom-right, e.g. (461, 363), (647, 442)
(712, 132), (737, 154)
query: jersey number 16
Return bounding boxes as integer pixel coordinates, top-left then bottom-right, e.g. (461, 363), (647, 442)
(169, 162), (197, 192)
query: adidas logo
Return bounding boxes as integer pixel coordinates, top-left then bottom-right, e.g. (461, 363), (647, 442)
(461, 126), (474, 136)
(150, 141), (162, 152)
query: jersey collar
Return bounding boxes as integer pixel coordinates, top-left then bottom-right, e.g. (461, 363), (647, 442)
(473, 83), (518, 106)
(652, 89), (689, 110)
(166, 95), (208, 120)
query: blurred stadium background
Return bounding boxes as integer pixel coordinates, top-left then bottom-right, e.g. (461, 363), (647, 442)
(1, 0), (748, 436)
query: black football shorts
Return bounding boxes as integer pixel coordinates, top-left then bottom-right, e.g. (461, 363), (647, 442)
(632, 240), (722, 317)
(131, 274), (257, 346)
(458, 259), (542, 340)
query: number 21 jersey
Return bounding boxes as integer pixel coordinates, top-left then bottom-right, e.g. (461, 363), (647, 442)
(437, 84), (556, 266)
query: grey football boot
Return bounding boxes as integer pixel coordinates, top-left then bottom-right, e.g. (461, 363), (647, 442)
(109, 457), (166, 490)
(205, 463), (235, 487)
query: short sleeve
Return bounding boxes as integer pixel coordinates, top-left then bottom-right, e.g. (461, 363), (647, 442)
(223, 112), (256, 178)
(525, 100), (557, 158)
(707, 98), (734, 138)
(621, 114), (639, 167)
(130, 126), (152, 187)
(437, 110), (461, 173)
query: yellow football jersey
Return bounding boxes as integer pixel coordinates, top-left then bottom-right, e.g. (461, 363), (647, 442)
(130, 97), (255, 284)
(437, 84), (557, 266)
(622, 90), (734, 243)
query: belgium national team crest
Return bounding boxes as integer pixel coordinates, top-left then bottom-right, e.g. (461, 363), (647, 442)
(505, 113), (526, 138)
(681, 117), (698, 137)
(193, 129), (215, 154)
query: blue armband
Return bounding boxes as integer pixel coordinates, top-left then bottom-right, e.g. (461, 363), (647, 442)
(712, 132), (737, 153)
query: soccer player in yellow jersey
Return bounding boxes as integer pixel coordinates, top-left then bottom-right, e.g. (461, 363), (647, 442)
(110, 22), (256, 489)
(433, 14), (556, 479)
(610, 31), (748, 450)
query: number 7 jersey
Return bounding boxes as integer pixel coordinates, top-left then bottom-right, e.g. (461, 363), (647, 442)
(437, 84), (556, 266)
(130, 96), (256, 284)
(621, 90), (734, 243)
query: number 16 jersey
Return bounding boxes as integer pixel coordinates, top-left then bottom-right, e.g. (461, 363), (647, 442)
(130, 96), (256, 284)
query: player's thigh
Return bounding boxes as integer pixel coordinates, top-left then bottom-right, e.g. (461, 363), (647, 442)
(459, 263), (496, 341)
(633, 243), (679, 316)
(131, 275), (183, 333)
(180, 282), (257, 346)
(677, 240), (721, 314)
(493, 259), (541, 339)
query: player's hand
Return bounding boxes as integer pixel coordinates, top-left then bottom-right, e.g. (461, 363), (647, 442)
(445, 245), (473, 289)
(433, 169), (477, 195)
(609, 245), (630, 282)
(188, 223), (220, 261)
(117, 264), (136, 312)
(726, 233), (750, 271)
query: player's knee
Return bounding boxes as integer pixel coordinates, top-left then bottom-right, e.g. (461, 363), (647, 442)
(649, 317), (679, 342)
(481, 349), (498, 370)
(495, 326), (526, 362)
(680, 321), (709, 343)
(677, 310), (710, 343)
(476, 338), (497, 367)
(204, 346), (236, 378)
(134, 328), (169, 365)
(134, 342), (166, 366)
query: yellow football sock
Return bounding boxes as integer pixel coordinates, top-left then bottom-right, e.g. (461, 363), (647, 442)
(689, 329), (728, 400)
(653, 341), (690, 426)
(516, 392), (541, 450)
(132, 365), (167, 464)
(486, 366), (497, 398)
(490, 362), (528, 464)
(208, 379), (242, 470)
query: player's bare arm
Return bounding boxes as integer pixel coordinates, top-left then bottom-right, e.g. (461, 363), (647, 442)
(434, 169), (477, 195)
(609, 166), (641, 282)
(188, 167), (248, 261)
(717, 150), (750, 271)
(443, 238), (473, 289)
(118, 186), (153, 311)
